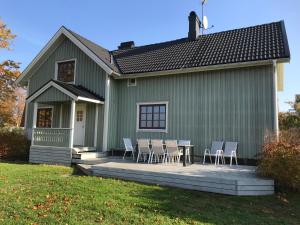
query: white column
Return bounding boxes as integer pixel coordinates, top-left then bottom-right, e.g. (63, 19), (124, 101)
(94, 104), (99, 148)
(69, 100), (76, 148)
(273, 60), (279, 137)
(102, 75), (110, 152)
(31, 102), (38, 142)
(59, 104), (63, 128)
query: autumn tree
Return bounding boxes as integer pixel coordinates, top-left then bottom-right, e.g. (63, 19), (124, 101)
(0, 19), (23, 127)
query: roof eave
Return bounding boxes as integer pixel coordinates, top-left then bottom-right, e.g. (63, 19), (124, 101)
(113, 58), (290, 79)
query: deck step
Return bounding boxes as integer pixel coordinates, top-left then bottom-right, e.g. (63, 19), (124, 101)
(72, 151), (106, 160)
(72, 147), (96, 154)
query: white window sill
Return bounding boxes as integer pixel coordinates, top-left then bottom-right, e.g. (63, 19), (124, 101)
(137, 129), (167, 133)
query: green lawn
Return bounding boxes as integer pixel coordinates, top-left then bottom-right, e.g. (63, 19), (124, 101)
(0, 163), (299, 225)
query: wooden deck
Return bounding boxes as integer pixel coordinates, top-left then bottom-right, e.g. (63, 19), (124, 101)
(77, 158), (274, 196)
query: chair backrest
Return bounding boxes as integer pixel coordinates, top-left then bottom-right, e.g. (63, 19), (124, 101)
(224, 142), (238, 156)
(137, 139), (150, 153)
(165, 140), (179, 155)
(178, 140), (191, 146)
(123, 138), (134, 152)
(151, 139), (164, 154)
(211, 141), (224, 154)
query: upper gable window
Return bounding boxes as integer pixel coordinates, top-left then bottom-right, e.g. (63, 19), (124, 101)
(56, 60), (75, 83)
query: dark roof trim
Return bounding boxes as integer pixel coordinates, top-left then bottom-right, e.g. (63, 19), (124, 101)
(280, 21), (291, 62)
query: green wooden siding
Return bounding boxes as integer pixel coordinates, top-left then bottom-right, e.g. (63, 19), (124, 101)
(33, 87), (72, 103)
(107, 65), (275, 159)
(28, 37), (106, 96)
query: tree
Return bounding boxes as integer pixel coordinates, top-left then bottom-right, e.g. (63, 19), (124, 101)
(279, 97), (300, 130)
(0, 19), (23, 127)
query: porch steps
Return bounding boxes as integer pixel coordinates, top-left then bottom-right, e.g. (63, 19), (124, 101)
(72, 147), (107, 161)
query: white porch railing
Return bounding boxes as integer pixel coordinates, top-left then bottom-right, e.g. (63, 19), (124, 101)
(32, 128), (72, 147)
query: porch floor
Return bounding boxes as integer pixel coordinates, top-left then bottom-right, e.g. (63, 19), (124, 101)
(76, 157), (274, 196)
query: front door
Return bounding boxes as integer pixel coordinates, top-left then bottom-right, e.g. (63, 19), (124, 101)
(74, 104), (86, 146)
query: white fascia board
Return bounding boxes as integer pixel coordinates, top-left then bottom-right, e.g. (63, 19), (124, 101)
(16, 27), (113, 84)
(77, 96), (104, 104)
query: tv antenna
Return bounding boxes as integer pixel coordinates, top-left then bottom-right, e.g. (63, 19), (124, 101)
(201, 0), (214, 34)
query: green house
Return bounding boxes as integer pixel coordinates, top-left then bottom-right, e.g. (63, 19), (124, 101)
(16, 11), (290, 165)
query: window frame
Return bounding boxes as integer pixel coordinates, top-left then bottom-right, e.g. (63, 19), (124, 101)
(36, 106), (54, 128)
(55, 58), (77, 84)
(136, 101), (168, 133)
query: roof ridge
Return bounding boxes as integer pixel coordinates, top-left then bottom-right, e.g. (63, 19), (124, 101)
(203, 20), (283, 37)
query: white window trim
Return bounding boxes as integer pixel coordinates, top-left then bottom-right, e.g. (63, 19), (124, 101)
(54, 58), (77, 84)
(136, 101), (168, 133)
(36, 105), (54, 128)
(127, 78), (137, 87)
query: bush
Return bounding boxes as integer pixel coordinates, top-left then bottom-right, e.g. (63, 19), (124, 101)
(0, 128), (30, 161)
(258, 128), (300, 192)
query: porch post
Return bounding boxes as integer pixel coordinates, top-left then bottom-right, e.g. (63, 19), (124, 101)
(31, 102), (38, 142)
(69, 100), (76, 148)
(94, 104), (99, 148)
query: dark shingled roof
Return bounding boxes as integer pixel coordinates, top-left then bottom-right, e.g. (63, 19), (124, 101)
(111, 21), (290, 74)
(66, 21), (290, 75)
(66, 28), (120, 73)
(52, 80), (104, 101)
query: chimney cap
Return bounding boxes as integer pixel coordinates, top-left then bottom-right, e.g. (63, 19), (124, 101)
(118, 41), (135, 50)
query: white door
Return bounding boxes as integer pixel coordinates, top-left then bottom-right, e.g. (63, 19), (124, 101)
(74, 104), (86, 146)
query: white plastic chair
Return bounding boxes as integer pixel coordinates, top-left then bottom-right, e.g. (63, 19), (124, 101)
(149, 139), (166, 163)
(220, 142), (238, 166)
(123, 138), (135, 160)
(136, 139), (151, 163)
(203, 141), (224, 165)
(178, 140), (191, 163)
(165, 140), (182, 164)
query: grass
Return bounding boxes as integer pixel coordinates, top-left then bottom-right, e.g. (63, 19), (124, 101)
(0, 162), (299, 225)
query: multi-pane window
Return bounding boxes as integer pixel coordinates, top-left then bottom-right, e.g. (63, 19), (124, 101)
(57, 60), (75, 83)
(36, 108), (52, 128)
(76, 110), (83, 122)
(138, 104), (167, 130)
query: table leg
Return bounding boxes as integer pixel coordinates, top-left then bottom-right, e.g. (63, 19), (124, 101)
(191, 146), (194, 164)
(183, 146), (186, 167)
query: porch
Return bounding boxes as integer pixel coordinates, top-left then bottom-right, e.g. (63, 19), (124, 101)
(27, 80), (105, 165)
(76, 157), (274, 196)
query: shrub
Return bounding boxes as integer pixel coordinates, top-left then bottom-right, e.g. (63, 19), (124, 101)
(258, 128), (300, 192)
(0, 128), (30, 161)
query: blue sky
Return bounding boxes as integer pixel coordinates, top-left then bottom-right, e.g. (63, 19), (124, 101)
(0, 0), (299, 111)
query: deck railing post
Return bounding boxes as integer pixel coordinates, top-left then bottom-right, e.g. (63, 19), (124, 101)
(69, 100), (76, 148)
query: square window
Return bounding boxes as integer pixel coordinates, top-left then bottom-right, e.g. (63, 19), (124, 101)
(36, 108), (52, 128)
(138, 103), (167, 131)
(57, 60), (75, 83)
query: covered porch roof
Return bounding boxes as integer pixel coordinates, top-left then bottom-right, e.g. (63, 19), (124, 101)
(26, 80), (105, 104)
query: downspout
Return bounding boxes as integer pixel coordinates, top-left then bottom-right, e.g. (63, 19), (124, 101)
(272, 60), (279, 137)
(102, 74), (110, 152)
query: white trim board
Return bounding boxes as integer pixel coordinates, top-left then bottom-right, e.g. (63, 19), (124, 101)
(16, 26), (114, 85)
(26, 81), (104, 104)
